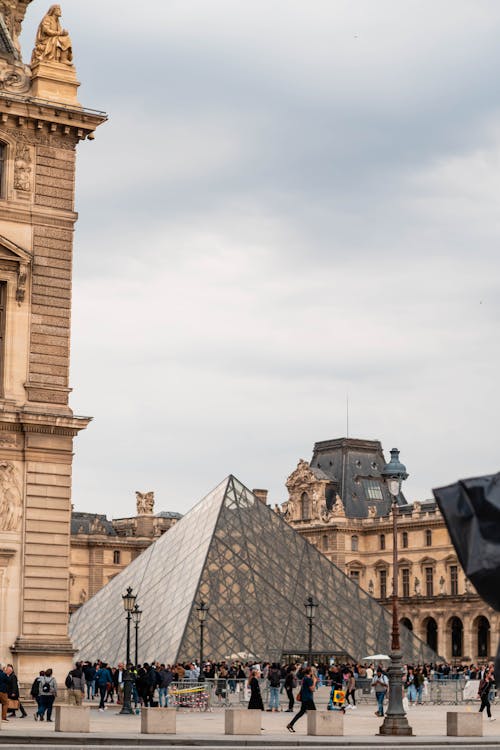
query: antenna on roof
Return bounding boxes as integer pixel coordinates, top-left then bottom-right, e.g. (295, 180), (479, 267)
(346, 392), (349, 438)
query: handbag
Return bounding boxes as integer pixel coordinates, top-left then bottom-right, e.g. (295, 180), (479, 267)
(296, 689), (302, 702)
(7, 699), (19, 710)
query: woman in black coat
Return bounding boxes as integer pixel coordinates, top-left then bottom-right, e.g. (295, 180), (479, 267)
(247, 668), (264, 710)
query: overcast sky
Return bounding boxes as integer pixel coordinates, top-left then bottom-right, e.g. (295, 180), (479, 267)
(20, 1), (500, 518)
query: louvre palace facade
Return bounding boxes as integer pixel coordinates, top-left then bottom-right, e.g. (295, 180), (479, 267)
(279, 437), (497, 664)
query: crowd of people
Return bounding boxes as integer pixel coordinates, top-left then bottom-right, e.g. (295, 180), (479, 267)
(0, 658), (495, 727)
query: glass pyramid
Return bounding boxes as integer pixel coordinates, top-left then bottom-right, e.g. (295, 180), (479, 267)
(70, 476), (436, 665)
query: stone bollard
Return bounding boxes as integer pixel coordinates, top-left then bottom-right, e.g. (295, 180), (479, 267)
(447, 712), (483, 737)
(141, 707), (176, 734)
(225, 708), (261, 735)
(307, 710), (344, 736)
(55, 705), (90, 733)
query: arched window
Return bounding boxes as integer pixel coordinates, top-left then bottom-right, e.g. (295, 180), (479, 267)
(477, 616), (490, 658)
(322, 534), (328, 551)
(379, 534), (386, 551)
(425, 529), (432, 547)
(402, 531), (408, 548)
(351, 535), (358, 552)
(301, 492), (311, 520)
(113, 550), (121, 565)
(451, 617), (463, 657)
(425, 617), (438, 652)
(400, 617), (413, 631)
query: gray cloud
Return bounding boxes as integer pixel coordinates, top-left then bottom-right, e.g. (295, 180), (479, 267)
(19, 1), (500, 516)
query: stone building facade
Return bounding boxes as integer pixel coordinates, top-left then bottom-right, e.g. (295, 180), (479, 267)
(279, 438), (498, 664)
(0, 2), (105, 681)
(69, 494), (181, 612)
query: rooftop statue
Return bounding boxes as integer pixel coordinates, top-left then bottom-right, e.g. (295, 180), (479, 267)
(31, 4), (72, 65)
(136, 491), (154, 515)
(0, 0), (33, 54)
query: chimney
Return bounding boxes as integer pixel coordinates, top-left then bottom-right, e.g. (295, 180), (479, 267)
(253, 489), (268, 505)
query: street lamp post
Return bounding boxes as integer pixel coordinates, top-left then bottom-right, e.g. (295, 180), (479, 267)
(132, 604), (142, 666)
(304, 595), (318, 667)
(196, 601), (209, 681)
(379, 448), (412, 736)
(122, 586), (136, 667)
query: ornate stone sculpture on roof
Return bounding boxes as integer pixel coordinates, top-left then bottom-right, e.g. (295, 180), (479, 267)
(0, 0), (33, 54)
(136, 491), (154, 515)
(31, 4), (72, 65)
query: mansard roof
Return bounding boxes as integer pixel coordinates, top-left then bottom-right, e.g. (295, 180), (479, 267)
(310, 437), (407, 519)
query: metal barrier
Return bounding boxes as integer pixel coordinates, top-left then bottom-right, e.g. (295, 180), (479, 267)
(159, 676), (497, 710)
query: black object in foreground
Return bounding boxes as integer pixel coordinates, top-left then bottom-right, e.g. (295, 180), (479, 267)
(433, 472), (500, 681)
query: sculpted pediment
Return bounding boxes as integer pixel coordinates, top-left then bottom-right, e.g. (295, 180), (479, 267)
(0, 234), (31, 302)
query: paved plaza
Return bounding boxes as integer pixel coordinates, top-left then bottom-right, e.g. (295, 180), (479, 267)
(0, 703), (499, 747)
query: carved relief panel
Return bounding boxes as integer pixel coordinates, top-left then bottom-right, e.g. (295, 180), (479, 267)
(0, 460), (22, 531)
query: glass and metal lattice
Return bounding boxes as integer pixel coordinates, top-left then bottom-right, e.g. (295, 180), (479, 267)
(70, 475), (437, 666)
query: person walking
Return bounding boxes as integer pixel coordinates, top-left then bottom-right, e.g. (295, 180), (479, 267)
(284, 666), (297, 712)
(345, 669), (357, 708)
(478, 665), (496, 722)
(371, 667), (389, 717)
(35, 669), (57, 722)
(66, 662), (85, 706)
(247, 668), (264, 710)
(6, 665), (27, 718)
(0, 665), (9, 723)
(95, 663), (112, 711)
(286, 666), (316, 732)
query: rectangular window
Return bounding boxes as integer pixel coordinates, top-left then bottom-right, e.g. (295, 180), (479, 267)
(0, 281), (6, 396)
(380, 569), (387, 599)
(450, 565), (458, 596)
(0, 143), (5, 198)
(402, 568), (410, 598)
(363, 480), (384, 500)
(350, 570), (360, 585)
(425, 567), (434, 597)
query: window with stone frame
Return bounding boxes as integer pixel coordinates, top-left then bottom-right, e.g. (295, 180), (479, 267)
(379, 568), (387, 598)
(402, 531), (408, 548)
(425, 529), (432, 547)
(0, 142), (5, 198)
(425, 566), (434, 597)
(402, 568), (410, 597)
(0, 281), (6, 396)
(379, 533), (386, 550)
(450, 565), (458, 596)
(322, 534), (328, 551)
(113, 550), (121, 565)
(351, 535), (359, 552)
(301, 492), (311, 520)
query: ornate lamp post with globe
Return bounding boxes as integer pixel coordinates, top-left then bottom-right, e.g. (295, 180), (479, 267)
(196, 600), (209, 681)
(304, 595), (318, 667)
(378, 448), (412, 736)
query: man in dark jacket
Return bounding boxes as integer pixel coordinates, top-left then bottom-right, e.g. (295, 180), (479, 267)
(0, 666), (9, 722)
(6, 665), (27, 718)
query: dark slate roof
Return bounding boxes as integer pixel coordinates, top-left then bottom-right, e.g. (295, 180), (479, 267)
(71, 512), (117, 536)
(310, 437), (408, 519)
(155, 511), (183, 519)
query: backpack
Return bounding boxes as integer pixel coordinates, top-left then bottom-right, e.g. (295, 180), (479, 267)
(42, 679), (51, 693)
(269, 669), (281, 688)
(65, 672), (73, 689)
(30, 677), (40, 698)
